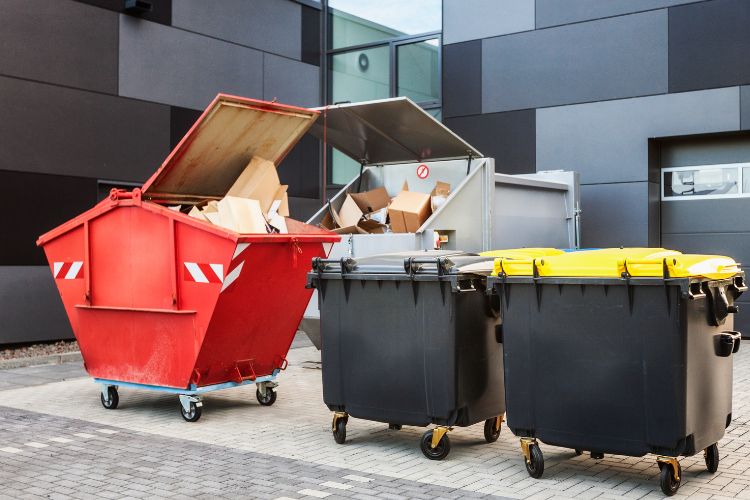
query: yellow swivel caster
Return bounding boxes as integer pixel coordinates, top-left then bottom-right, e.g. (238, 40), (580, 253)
(521, 438), (544, 478)
(420, 426), (451, 460)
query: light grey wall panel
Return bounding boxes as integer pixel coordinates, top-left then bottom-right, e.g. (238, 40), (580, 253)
(482, 10), (668, 113)
(0, 0), (117, 94)
(443, 0), (534, 45)
(119, 16), (263, 110)
(263, 54), (320, 108)
(580, 182), (650, 247)
(172, 0), (301, 60)
(536, 87), (741, 184)
(0, 267), (73, 344)
(0, 76), (170, 181)
(742, 86), (750, 130)
(535, 0), (701, 28)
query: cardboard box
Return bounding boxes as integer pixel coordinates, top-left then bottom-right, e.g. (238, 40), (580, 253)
(227, 157), (287, 215)
(430, 181), (451, 212)
(217, 196), (268, 233)
(388, 190), (431, 233)
(349, 187), (390, 214)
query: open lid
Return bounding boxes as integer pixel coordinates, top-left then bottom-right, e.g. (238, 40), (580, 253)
(308, 97), (482, 165)
(142, 94), (319, 200)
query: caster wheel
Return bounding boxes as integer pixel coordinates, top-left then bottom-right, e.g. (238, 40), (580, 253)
(659, 461), (681, 496)
(420, 430), (451, 460)
(388, 423), (402, 430)
(256, 388), (277, 406)
(574, 449), (583, 456)
(525, 443), (544, 478)
(705, 443), (719, 473)
(333, 417), (347, 444)
(483, 417), (502, 443)
(180, 402), (202, 422)
(100, 386), (119, 410)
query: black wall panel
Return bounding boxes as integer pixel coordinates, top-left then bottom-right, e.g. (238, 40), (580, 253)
(669, 0), (750, 92)
(443, 40), (482, 118)
(301, 5), (321, 67)
(170, 106), (202, 149)
(277, 135), (321, 199)
(445, 110), (535, 174)
(74, 0), (172, 26)
(0, 170), (97, 266)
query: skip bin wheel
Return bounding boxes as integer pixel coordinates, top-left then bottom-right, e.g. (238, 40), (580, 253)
(659, 461), (681, 496)
(483, 417), (502, 443)
(574, 449), (583, 456)
(420, 430), (451, 460)
(333, 417), (347, 444)
(100, 386), (119, 410)
(705, 443), (719, 473)
(525, 444), (544, 479)
(388, 423), (402, 430)
(256, 388), (277, 406)
(180, 402), (202, 422)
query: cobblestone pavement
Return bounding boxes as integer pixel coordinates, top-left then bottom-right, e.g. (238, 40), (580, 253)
(0, 341), (749, 499)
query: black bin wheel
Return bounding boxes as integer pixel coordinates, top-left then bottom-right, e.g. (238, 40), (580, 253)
(483, 417), (502, 443)
(388, 423), (402, 430)
(573, 449), (583, 456)
(180, 402), (202, 422)
(420, 430), (451, 460)
(705, 443), (719, 473)
(256, 388), (277, 406)
(333, 417), (347, 444)
(659, 461), (681, 496)
(100, 386), (119, 410)
(525, 443), (544, 478)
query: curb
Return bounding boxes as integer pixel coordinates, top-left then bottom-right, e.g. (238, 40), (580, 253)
(0, 351), (83, 370)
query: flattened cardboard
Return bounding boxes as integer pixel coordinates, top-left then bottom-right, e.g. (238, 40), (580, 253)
(217, 196), (268, 234)
(227, 157), (281, 214)
(338, 195), (364, 228)
(188, 206), (208, 221)
(388, 190), (431, 233)
(349, 187), (390, 214)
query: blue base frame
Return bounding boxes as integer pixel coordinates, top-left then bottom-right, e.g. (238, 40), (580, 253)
(94, 369), (280, 396)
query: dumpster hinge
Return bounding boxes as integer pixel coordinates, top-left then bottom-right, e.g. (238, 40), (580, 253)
(356, 160), (367, 192)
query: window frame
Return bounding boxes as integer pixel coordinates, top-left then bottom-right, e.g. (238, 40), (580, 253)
(661, 163), (750, 201)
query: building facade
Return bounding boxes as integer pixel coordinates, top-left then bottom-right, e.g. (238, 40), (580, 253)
(2, 0), (749, 343)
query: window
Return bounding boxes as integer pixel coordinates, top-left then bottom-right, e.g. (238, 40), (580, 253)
(324, 0), (442, 184)
(661, 164), (750, 200)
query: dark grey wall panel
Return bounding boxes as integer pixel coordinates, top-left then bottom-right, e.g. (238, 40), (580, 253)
(278, 135), (320, 199)
(536, 88), (741, 184)
(0, 266), (73, 344)
(483, 10), (668, 113)
(662, 199), (750, 234)
(119, 16), (263, 110)
(443, 0), (534, 44)
(580, 182), (650, 247)
(536, 0), (700, 28)
(669, 0), (750, 93)
(0, 0), (117, 94)
(0, 76), (170, 181)
(443, 41), (482, 118)
(74, 0), (172, 26)
(445, 110), (535, 175)
(301, 5), (321, 66)
(0, 170), (97, 266)
(289, 196), (323, 221)
(658, 133), (750, 168)
(170, 106), (203, 150)
(172, 0), (301, 60)
(263, 54), (320, 108)
(742, 86), (750, 130)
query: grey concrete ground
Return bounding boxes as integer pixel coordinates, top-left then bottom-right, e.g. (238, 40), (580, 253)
(0, 333), (748, 499)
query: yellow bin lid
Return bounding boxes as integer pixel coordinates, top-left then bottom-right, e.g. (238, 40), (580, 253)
(480, 248), (565, 276)
(497, 248), (741, 280)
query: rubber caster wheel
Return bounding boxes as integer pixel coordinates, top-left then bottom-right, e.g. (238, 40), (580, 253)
(333, 417), (347, 444)
(180, 402), (202, 422)
(525, 443), (544, 478)
(100, 386), (119, 410)
(388, 423), (402, 430)
(574, 449), (583, 456)
(256, 388), (277, 406)
(420, 430), (451, 460)
(483, 417), (502, 443)
(705, 443), (719, 473)
(659, 461), (681, 496)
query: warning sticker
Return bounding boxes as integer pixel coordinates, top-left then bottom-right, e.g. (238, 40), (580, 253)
(416, 164), (430, 179)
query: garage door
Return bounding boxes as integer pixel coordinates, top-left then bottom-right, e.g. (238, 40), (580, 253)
(661, 163), (750, 335)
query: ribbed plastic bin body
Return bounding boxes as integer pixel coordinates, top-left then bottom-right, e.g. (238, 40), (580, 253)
(488, 248), (746, 494)
(308, 251), (505, 459)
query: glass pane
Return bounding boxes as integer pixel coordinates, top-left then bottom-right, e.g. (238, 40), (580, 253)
(663, 167), (739, 198)
(397, 39), (440, 103)
(330, 46), (390, 104)
(744, 167), (750, 193)
(330, 0), (441, 49)
(426, 108), (442, 121)
(331, 149), (361, 186)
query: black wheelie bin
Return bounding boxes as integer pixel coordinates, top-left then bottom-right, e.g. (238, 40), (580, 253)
(487, 248), (746, 495)
(307, 250), (505, 460)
